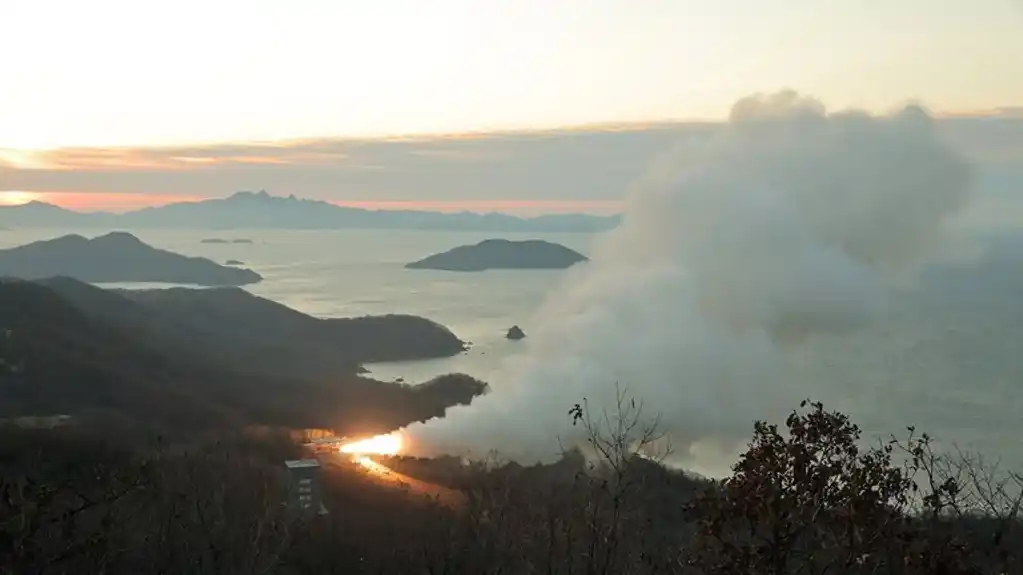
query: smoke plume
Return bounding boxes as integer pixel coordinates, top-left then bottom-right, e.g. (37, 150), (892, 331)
(402, 91), (974, 472)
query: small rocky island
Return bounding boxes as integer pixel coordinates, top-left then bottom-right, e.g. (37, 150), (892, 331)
(0, 232), (262, 286)
(201, 238), (253, 244)
(406, 239), (588, 272)
(506, 325), (526, 340)
(225, 259), (245, 266)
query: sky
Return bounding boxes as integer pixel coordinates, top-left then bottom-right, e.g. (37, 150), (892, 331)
(1, 0), (1022, 212)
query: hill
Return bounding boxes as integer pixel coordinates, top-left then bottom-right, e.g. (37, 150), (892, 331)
(0, 191), (620, 232)
(35, 277), (467, 379)
(0, 232), (261, 286)
(406, 238), (589, 271)
(116, 285), (468, 367)
(0, 279), (484, 433)
(0, 279), (234, 428)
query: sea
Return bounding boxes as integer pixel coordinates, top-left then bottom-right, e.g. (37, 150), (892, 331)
(2, 226), (1021, 475)
(0, 228), (595, 384)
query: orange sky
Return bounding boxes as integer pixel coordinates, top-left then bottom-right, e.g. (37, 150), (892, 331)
(0, 190), (623, 215)
(3, 113), (1017, 216)
(0, 191), (204, 211)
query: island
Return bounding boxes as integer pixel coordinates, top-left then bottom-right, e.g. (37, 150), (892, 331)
(0, 232), (262, 286)
(405, 239), (588, 272)
(506, 325), (526, 340)
(225, 259), (245, 266)
(201, 237), (253, 244)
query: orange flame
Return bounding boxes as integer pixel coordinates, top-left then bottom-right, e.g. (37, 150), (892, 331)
(339, 433), (403, 456)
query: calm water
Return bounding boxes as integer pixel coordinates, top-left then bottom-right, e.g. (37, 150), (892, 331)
(2, 227), (1020, 471)
(0, 228), (594, 383)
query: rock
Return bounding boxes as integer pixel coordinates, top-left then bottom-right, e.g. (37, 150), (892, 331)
(226, 260), (245, 266)
(506, 325), (526, 340)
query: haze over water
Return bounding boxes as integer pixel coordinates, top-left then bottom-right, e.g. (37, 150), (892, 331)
(2, 222), (1020, 476)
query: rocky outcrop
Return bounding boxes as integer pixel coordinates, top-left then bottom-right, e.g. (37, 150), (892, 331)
(506, 325), (526, 340)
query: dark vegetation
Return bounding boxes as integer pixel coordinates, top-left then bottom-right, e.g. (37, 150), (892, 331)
(1, 292), (1019, 573)
(0, 278), (482, 434)
(0, 232), (262, 286)
(3, 383), (1021, 574)
(406, 238), (589, 271)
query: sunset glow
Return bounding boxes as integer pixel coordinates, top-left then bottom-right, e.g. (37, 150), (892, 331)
(0, 191), (40, 206)
(0, 190), (621, 215)
(3, 1), (1022, 150)
(0, 192), (204, 212)
(339, 433), (403, 456)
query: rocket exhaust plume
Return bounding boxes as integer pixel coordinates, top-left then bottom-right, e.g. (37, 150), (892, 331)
(340, 433), (403, 456)
(403, 91), (973, 473)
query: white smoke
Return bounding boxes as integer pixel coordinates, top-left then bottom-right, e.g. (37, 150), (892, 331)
(403, 91), (974, 472)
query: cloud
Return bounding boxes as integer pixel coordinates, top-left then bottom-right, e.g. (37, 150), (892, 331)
(0, 113), (1017, 212)
(401, 91), (976, 473)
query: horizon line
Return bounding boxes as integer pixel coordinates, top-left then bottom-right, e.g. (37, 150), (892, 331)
(3, 107), (1021, 154)
(0, 191), (625, 217)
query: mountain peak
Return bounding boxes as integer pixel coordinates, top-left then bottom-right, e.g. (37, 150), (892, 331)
(1, 191), (620, 232)
(92, 231), (144, 245)
(226, 190), (275, 202)
(16, 200), (66, 211)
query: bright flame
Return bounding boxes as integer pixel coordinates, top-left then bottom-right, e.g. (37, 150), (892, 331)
(0, 191), (40, 206)
(354, 456), (394, 476)
(339, 433), (403, 456)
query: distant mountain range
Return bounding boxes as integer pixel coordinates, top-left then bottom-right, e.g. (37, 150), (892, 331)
(0, 191), (621, 232)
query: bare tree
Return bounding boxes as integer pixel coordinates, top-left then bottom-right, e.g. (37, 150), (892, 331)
(0, 457), (148, 573)
(567, 382), (672, 575)
(893, 429), (1023, 573)
(133, 438), (292, 575)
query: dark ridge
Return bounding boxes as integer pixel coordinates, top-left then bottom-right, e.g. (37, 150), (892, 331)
(3, 278), (482, 434)
(0, 232), (261, 286)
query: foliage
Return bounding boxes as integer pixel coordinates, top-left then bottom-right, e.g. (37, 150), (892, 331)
(0, 280), (486, 433)
(0, 327), (24, 382)
(0, 426), (298, 574)
(684, 400), (1021, 574)
(1, 381), (1020, 573)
